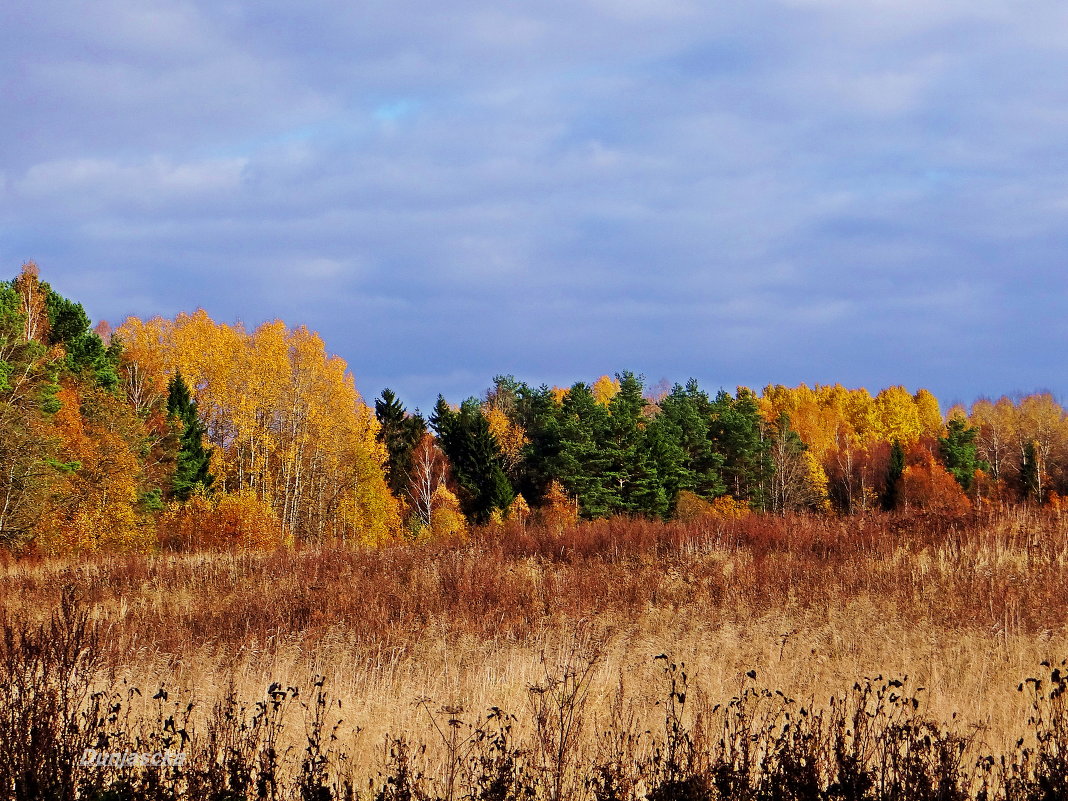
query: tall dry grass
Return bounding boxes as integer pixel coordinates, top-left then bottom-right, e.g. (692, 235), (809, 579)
(1, 508), (1066, 798)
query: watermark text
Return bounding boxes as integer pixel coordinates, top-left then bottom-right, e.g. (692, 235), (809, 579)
(80, 749), (187, 768)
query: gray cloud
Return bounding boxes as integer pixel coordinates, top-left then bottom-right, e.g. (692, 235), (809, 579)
(3, 0), (1068, 410)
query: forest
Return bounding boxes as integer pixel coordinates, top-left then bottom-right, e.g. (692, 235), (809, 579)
(2, 261), (1067, 556)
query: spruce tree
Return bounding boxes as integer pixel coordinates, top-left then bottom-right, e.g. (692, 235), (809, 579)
(430, 396), (513, 523)
(375, 388), (426, 499)
(167, 371), (214, 501)
(552, 382), (617, 517)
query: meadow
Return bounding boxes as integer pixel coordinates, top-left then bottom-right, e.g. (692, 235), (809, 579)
(2, 509), (1067, 800)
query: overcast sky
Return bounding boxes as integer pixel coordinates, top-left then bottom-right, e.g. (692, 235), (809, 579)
(3, 1), (1067, 412)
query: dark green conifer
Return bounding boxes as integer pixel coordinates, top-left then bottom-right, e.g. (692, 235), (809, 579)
(375, 388), (426, 499)
(166, 371), (214, 501)
(882, 439), (906, 511)
(938, 417), (988, 492)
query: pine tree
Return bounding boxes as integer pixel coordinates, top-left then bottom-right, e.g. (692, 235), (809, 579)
(166, 371), (214, 501)
(656, 379), (727, 501)
(375, 388), (426, 500)
(709, 388), (773, 511)
(44, 285), (120, 389)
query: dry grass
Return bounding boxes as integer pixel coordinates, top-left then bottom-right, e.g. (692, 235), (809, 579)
(2, 508), (1067, 798)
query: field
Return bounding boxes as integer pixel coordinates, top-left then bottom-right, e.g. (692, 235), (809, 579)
(2, 510), (1068, 800)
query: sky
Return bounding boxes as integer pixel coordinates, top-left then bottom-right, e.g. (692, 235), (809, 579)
(3, 0), (1068, 413)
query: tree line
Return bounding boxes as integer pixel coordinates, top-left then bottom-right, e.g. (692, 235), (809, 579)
(1, 262), (1065, 555)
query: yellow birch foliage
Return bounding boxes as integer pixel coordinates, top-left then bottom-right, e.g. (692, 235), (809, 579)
(709, 494), (751, 519)
(430, 485), (466, 540)
(591, 375), (620, 406)
(115, 312), (400, 545)
(484, 406), (528, 470)
(675, 491), (751, 521)
(914, 389), (944, 438)
(872, 386), (925, 445)
(803, 451), (832, 511)
(674, 490), (713, 521)
(506, 493), (530, 523)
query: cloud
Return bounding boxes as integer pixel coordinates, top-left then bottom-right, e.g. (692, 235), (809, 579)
(3, 0), (1068, 410)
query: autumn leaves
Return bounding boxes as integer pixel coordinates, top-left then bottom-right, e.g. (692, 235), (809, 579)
(3, 261), (1068, 557)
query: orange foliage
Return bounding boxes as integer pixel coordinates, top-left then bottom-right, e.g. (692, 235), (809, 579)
(37, 383), (153, 555)
(899, 455), (971, 515)
(538, 479), (579, 529)
(158, 490), (284, 551)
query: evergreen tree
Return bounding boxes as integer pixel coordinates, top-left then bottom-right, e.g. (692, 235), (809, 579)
(430, 397), (513, 523)
(603, 372), (652, 514)
(882, 439), (906, 511)
(166, 371), (214, 501)
(938, 417), (988, 492)
(637, 417), (683, 518)
(551, 382), (618, 517)
(504, 379), (559, 505)
(374, 388), (427, 500)
(709, 388), (772, 511)
(43, 287), (120, 389)
(656, 379), (727, 502)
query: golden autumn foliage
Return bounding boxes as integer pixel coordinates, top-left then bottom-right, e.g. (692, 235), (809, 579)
(115, 311), (399, 545)
(674, 490), (713, 521)
(758, 383), (949, 513)
(157, 490), (284, 551)
(591, 374), (621, 406)
(36, 383), (154, 556)
(710, 494), (751, 519)
(505, 493), (530, 523)
(802, 450), (832, 512)
(484, 406), (528, 470)
(676, 491), (753, 520)
(538, 479), (580, 529)
(429, 485), (466, 540)
(967, 393), (1068, 499)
